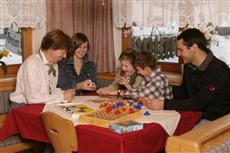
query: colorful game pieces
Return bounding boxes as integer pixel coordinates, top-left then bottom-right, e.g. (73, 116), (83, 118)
(144, 111), (151, 116)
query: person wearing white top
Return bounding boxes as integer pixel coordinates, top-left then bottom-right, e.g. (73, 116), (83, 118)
(10, 30), (75, 106)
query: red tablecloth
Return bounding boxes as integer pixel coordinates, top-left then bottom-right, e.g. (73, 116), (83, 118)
(0, 104), (201, 153)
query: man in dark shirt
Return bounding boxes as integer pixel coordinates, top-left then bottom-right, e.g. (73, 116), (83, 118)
(146, 28), (230, 121)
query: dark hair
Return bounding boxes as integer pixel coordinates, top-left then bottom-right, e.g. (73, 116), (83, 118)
(177, 28), (209, 52)
(69, 33), (89, 57)
(119, 48), (137, 65)
(40, 29), (71, 51)
(134, 51), (156, 69)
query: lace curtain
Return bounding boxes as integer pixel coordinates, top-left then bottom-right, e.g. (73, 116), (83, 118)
(112, 0), (230, 28)
(0, 0), (46, 28)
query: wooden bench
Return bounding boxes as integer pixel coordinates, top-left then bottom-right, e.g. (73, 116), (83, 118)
(97, 72), (115, 88)
(96, 71), (182, 86)
(0, 90), (42, 153)
(166, 114), (230, 153)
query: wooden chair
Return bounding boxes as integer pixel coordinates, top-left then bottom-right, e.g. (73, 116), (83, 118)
(40, 112), (78, 153)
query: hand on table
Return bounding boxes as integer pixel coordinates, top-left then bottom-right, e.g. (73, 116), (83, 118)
(96, 87), (115, 96)
(96, 88), (107, 96)
(64, 89), (75, 101)
(106, 89), (118, 96)
(145, 98), (164, 110)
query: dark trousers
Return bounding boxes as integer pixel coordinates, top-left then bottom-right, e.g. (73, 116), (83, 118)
(9, 102), (26, 112)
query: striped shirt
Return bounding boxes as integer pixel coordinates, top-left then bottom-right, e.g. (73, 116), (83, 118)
(120, 68), (173, 99)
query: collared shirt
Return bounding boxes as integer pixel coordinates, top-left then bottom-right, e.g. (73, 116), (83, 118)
(120, 67), (173, 99)
(10, 50), (64, 104)
(58, 55), (97, 90)
(198, 51), (213, 71)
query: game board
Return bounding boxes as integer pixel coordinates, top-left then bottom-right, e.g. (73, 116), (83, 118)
(79, 100), (143, 128)
(57, 103), (95, 119)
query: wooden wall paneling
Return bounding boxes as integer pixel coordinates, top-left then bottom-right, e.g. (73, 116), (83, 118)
(157, 62), (181, 73)
(22, 28), (33, 60)
(0, 78), (16, 91)
(121, 26), (131, 51)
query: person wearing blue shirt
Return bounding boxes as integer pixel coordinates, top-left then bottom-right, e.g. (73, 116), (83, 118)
(58, 33), (97, 95)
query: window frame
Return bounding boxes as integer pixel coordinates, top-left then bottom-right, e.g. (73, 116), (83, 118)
(121, 27), (182, 73)
(0, 28), (32, 77)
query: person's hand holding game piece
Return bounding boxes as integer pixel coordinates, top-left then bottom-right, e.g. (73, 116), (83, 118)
(76, 79), (96, 91)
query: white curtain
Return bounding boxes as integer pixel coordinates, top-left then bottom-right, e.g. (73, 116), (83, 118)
(191, 0), (230, 27)
(0, 0), (46, 28)
(112, 0), (230, 28)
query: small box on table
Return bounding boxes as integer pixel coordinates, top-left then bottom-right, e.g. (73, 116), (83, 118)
(109, 120), (143, 134)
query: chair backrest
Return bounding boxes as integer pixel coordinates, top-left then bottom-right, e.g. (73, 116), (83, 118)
(40, 112), (78, 153)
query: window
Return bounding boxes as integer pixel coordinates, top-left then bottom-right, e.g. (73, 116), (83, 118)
(211, 34), (230, 67)
(122, 25), (230, 73)
(0, 28), (32, 77)
(0, 24), (22, 65)
(131, 25), (179, 63)
(122, 25), (181, 73)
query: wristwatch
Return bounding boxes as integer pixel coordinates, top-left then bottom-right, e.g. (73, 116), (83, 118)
(117, 90), (121, 98)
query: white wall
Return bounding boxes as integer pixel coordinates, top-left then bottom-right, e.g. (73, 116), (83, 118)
(32, 25), (47, 53)
(113, 26), (122, 68)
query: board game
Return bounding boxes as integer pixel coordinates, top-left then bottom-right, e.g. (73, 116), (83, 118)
(57, 103), (95, 118)
(43, 102), (95, 126)
(79, 100), (143, 128)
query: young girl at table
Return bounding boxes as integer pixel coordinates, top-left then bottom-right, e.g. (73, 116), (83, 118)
(96, 48), (144, 96)
(107, 51), (173, 101)
(58, 33), (97, 95)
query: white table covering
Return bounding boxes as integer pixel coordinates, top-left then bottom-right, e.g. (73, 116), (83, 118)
(43, 96), (180, 136)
